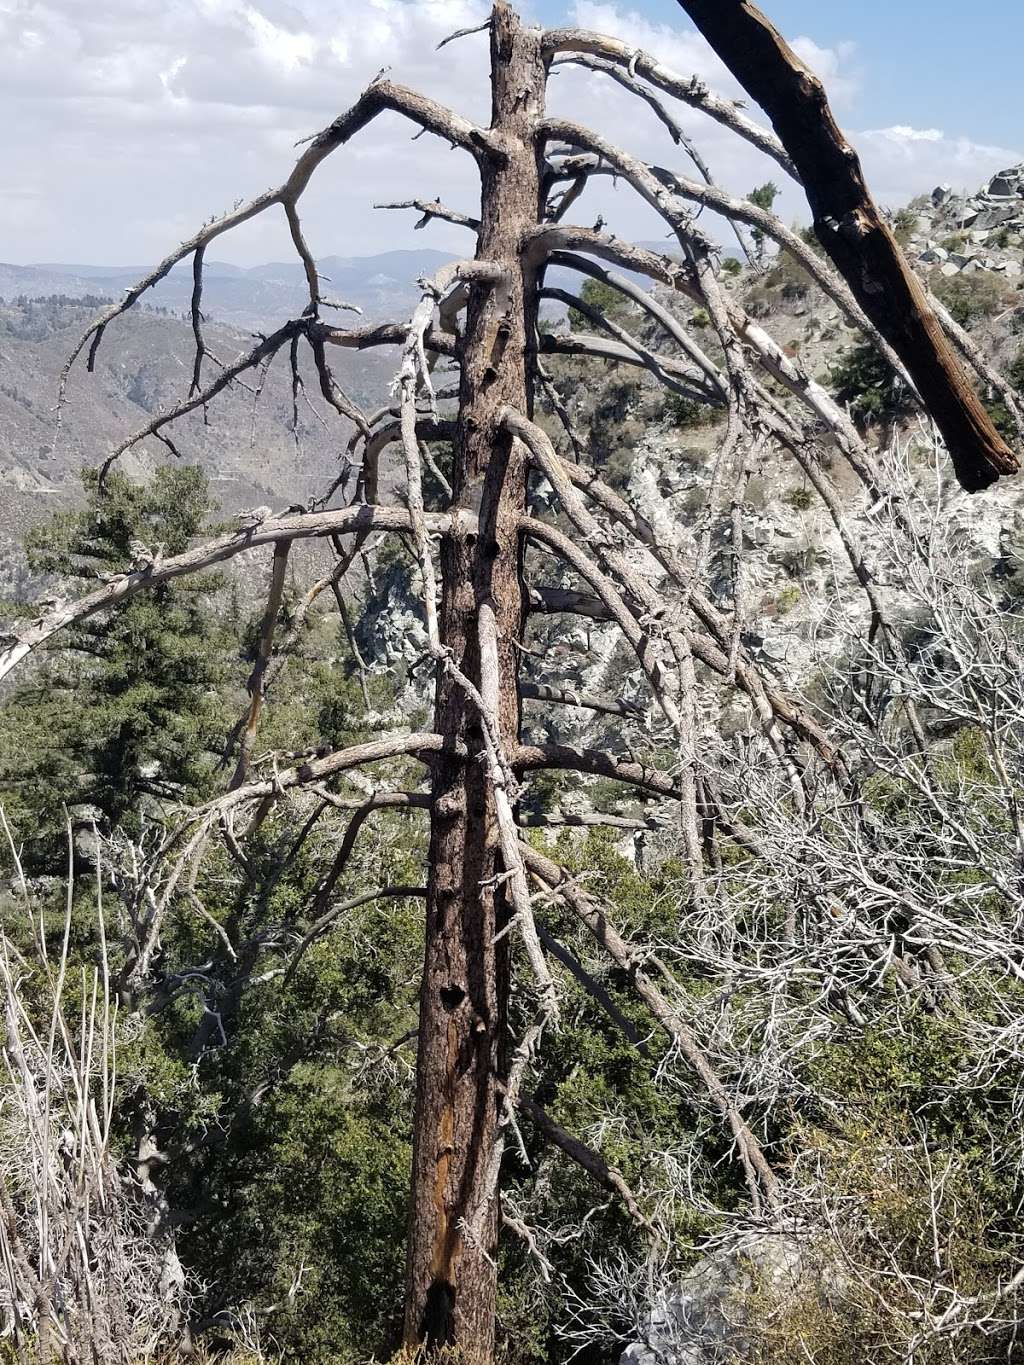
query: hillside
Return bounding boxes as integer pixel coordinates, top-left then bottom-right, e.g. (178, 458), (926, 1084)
(0, 249), (458, 332)
(0, 296), (397, 593)
(2, 57), (1024, 1365)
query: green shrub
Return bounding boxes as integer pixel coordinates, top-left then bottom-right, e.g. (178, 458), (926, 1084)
(829, 342), (911, 427)
(932, 271), (1004, 328)
(775, 584), (801, 616)
(747, 181), (781, 263)
(762, 253), (812, 303)
(567, 277), (631, 331)
(798, 224), (826, 256)
(987, 396), (1016, 441)
(891, 207), (918, 244)
(664, 392), (711, 428)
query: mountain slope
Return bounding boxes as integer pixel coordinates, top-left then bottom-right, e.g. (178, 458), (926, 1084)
(0, 249), (458, 332)
(0, 297), (396, 593)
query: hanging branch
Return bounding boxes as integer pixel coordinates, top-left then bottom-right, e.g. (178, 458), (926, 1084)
(521, 842), (779, 1214)
(229, 540), (292, 790)
(515, 1093), (656, 1233)
(658, 0), (1019, 492)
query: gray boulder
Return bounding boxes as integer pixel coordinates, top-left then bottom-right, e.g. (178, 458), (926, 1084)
(988, 170), (1024, 198)
(618, 1235), (816, 1365)
(973, 204), (1020, 230)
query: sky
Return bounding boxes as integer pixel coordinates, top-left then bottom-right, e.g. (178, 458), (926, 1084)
(2, 0), (1022, 269)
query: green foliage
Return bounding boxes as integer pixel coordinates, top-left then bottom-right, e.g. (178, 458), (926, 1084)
(991, 345), (1024, 437)
(744, 253), (814, 318)
(775, 584), (801, 616)
(891, 207), (918, 244)
(578, 376), (646, 490)
(568, 278), (631, 332)
(0, 294), (116, 342)
(798, 224), (825, 256)
(663, 392), (711, 429)
(762, 253), (812, 302)
(747, 183), (781, 214)
(986, 395), (1016, 442)
(141, 781), (427, 1363)
(932, 271), (1004, 329)
(747, 181), (781, 261)
(720, 256), (743, 277)
(0, 466), (233, 855)
(829, 341), (911, 427)
(785, 485), (814, 511)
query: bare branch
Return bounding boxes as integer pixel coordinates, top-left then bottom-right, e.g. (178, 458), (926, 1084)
(514, 744), (683, 802)
(554, 51), (756, 266)
(520, 681), (644, 720)
(60, 78), (497, 395)
(229, 540), (291, 790)
(662, 0), (1018, 491)
(542, 123), (910, 384)
(541, 286), (719, 402)
(541, 28), (797, 178)
(437, 17), (492, 50)
(0, 506), (466, 683)
(376, 198), (481, 233)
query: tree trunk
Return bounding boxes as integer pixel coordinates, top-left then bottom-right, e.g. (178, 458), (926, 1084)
(403, 6), (545, 1359)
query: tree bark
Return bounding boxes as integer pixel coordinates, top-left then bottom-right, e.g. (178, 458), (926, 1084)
(403, 5), (545, 1358)
(671, 0), (1019, 493)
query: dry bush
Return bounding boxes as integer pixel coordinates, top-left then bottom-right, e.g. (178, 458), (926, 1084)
(0, 813), (192, 1363)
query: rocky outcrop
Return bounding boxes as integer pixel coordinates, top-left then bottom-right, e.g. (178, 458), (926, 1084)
(906, 165), (1024, 279)
(619, 1234), (825, 1364)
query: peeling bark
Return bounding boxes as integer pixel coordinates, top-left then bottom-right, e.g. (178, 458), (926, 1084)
(402, 7), (546, 1357)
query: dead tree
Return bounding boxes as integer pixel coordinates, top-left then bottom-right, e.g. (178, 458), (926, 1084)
(560, 1), (1020, 492)
(3, 3), (1020, 1360)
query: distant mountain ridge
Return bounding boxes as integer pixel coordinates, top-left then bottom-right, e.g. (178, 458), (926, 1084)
(0, 245), (685, 335)
(0, 250), (458, 332)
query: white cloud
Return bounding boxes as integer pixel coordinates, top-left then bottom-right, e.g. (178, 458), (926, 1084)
(789, 36), (861, 108)
(854, 124), (1022, 206)
(0, 1), (1018, 271)
(866, 125), (945, 144)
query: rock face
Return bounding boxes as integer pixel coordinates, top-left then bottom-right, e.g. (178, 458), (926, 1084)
(906, 164), (1024, 279)
(619, 1235), (815, 1364)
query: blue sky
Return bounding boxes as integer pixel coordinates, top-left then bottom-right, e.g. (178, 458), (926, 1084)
(534, 0), (1024, 147)
(2, 0), (1022, 266)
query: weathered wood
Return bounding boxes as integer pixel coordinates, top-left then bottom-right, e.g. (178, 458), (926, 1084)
(229, 539), (290, 790)
(402, 5), (546, 1358)
(670, 0), (1019, 493)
